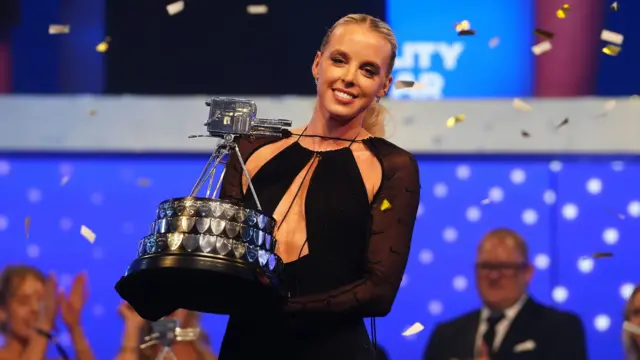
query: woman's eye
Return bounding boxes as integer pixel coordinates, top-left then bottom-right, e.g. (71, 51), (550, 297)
(331, 58), (345, 64)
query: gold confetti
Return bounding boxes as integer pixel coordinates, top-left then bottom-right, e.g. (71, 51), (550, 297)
(395, 80), (416, 90)
(380, 199), (392, 212)
(601, 29), (624, 45)
(137, 177), (152, 187)
(247, 4), (268, 14)
(611, 1), (618, 11)
(455, 20), (471, 32)
(480, 198), (491, 205)
(512, 98), (533, 112)
(593, 252), (613, 258)
(96, 37), (110, 53)
(531, 41), (552, 56)
(604, 100), (617, 112)
(402, 322), (425, 336)
(88, 109), (97, 116)
(521, 130), (531, 138)
(602, 44), (621, 56)
(25, 217), (31, 239)
(48, 25), (70, 35)
(446, 114), (465, 128)
(555, 118), (569, 129)
(80, 225), (96, 244)
(556, 4), (571, 18)
(60, 175), (70, 186)
(488, 37), (500, 48)
(534, 29), (554, 39)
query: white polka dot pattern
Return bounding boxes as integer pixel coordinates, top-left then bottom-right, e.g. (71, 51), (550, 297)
(0, 158), (636, 359)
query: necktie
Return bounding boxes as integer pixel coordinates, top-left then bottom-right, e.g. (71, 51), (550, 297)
(482, 312), (505, 354)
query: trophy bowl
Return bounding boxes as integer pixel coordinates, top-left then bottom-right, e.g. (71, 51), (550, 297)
(115, 197), (286, 321)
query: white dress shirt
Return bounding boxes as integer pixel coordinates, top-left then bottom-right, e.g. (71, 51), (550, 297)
(474, 294), (529, 355)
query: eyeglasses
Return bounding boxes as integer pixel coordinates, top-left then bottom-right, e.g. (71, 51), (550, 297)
(475, 261), (528, 275)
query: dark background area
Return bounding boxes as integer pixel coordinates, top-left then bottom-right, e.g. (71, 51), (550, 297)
(104, 0), (386, 95)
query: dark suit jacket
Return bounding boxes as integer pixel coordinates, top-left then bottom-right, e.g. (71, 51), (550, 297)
(422, 298), (587, 360)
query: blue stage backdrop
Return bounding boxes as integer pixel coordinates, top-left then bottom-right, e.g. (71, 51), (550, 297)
(386, 0), (535, 100)
(0, 154), (639, 359)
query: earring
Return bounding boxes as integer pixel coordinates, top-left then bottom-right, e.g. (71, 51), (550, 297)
(376, 97), (380, 103)
(315, 78), (318, 84)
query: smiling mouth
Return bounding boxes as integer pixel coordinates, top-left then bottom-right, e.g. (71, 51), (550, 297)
(333, 89), (357, 100)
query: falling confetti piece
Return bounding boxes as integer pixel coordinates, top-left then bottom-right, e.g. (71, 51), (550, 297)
(602, 44), (621, 56)
(96, 42), (108, 53)
(88, 109), (97, 116)
(137, 177), (152, 187)
(556, 4), (570, 19)
(555, 118), (569, 129)
(457, 30), (476, 36)
(247, 4), (268, 14)
(455, 20), (471, 32)
(395, 80), (415, 90)
(166, 1), (185, 16)
(512, 98), (533, 112)
(534, 29), (554, 39)
(521, 130), (531, 138)
(25, 217), (31, 239)
(48, 25), (70, 35)
(593, 252), (613, 258)
(531, 41), (552, 56)
(402, 322), (425, 336)
(601, 30), (624, 45)
(80, 225), (96, 244)
(604, 100), (616, 112)
(480, 198), (491, 205)
(380, 199), (392, 212)
(611, 1), (618, 11)
(446, 114), (465, 128)
(60, 175), (70, 186)
(488, 37), (500, 48)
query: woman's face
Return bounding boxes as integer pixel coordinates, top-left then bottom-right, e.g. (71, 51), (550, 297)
(312, 24), (393, 124)
(0, 275), (44, 341)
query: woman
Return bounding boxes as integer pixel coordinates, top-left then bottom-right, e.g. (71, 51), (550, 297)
(218, 13), (420, 360)
(624, 285), (640, 360)
(115, 302), (217, 360)
(0, 265), (95, 360)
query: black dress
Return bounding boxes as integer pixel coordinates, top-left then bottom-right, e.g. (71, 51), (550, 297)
(217, 134), (421, 360)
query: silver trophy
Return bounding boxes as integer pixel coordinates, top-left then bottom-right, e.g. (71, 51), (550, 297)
(141, 318), (201, 360)
(116, 97), (290, 321)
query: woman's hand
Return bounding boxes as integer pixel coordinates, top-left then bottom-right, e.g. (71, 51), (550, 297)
(118, 301), (146, 330)
(35, 274), (59, 332)
(59, 273), (88, 331)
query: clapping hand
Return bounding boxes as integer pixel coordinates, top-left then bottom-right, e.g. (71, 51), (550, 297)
(59, 273), (88, 331)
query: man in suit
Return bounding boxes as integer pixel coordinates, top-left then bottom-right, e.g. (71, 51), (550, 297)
(423, 228), (587, 360)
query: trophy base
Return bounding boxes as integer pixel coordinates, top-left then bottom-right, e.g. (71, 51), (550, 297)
(115, 253), (286, 321)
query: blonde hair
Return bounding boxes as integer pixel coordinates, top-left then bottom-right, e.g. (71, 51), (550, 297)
(624, 286), (640, 360)
(319, 14), (397, 138)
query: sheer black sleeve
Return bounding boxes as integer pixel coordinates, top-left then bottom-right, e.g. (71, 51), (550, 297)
(286, 149), (421, 317)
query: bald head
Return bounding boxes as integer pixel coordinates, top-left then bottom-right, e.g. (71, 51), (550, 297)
(477, 228), (529, 263)
(475, 228), (533, 311)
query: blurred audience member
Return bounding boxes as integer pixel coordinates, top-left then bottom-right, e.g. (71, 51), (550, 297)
(623, 285), (640, 360)
(115, 302), (217, 360)
(423, 228), (587, 360)
(0, 265), (95, 360)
